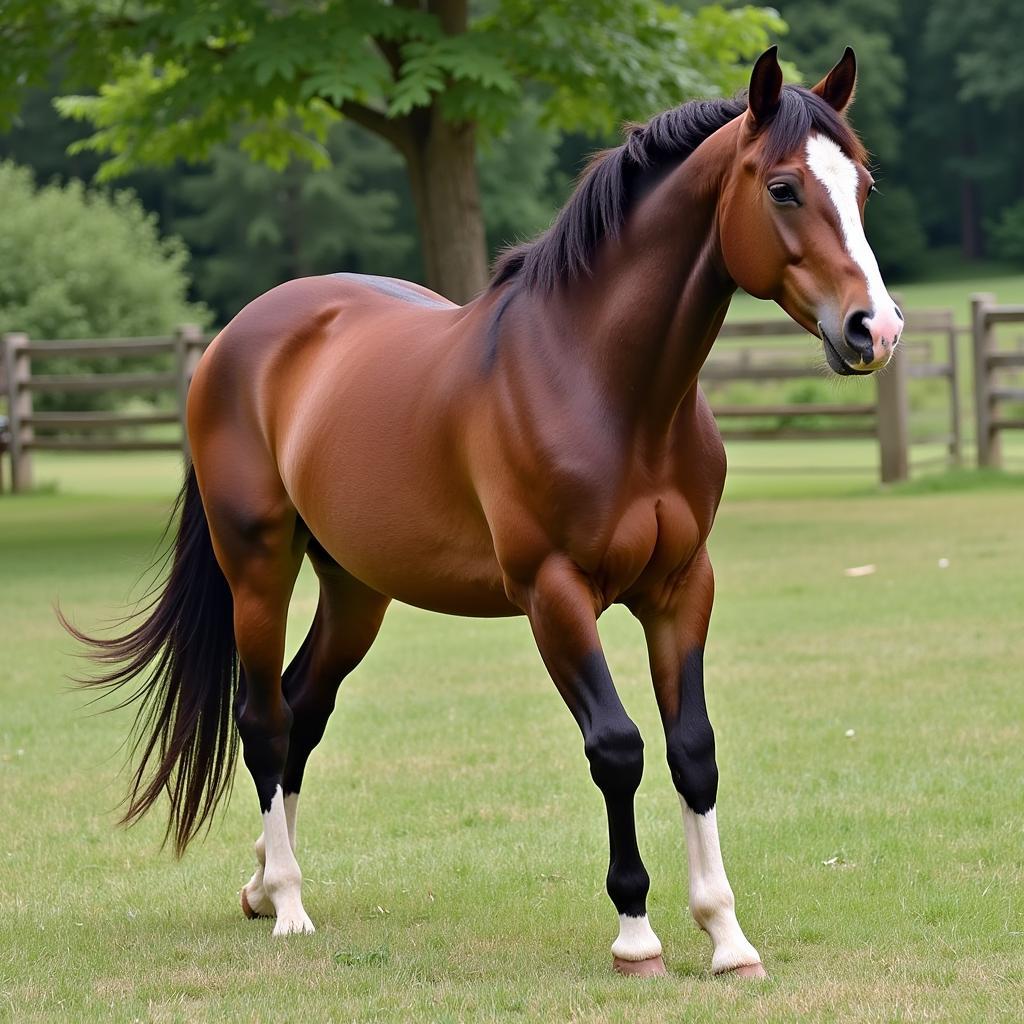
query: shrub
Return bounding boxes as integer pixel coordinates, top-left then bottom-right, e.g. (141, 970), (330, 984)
(0, 161), (209, 411)
(0, 161), (208, 340)
(987, 200), (1024, 265)
(865, 185), (927, 278)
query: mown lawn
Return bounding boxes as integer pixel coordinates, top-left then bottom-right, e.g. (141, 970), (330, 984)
(1, 450), (1023, 1023)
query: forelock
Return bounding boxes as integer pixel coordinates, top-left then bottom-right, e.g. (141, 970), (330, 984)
(752, 86), (866, 178)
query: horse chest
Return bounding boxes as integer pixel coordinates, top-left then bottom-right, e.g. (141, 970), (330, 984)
(596, 492), (704, 607)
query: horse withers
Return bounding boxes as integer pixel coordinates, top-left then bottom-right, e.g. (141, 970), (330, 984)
(65, 47), (901, 978)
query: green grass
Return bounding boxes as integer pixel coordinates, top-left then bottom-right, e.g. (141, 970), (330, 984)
(2, 453), (1024, 1022)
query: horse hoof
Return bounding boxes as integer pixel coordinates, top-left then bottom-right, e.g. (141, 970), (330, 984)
(272, 910), (316, 936)
(241, 887), (273, 920)
(241, 887), (257, 919)
(719, 962), (768, 980)
(613, 954), (667, 978)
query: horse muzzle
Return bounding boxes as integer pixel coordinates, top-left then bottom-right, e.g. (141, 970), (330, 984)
(818, 317), (898, 376)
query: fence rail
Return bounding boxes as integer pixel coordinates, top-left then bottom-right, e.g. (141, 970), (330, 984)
(1, 310), (965, 493)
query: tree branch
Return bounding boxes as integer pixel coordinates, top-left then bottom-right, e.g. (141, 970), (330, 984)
(373, 37), (403, 80)
(428, 0), (468, 36)
(339, 99), (413, 158)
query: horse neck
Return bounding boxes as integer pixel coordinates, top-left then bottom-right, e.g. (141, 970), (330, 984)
(557, 128), (739, 441)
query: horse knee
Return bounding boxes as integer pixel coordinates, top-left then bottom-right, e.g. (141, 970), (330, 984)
(666, 717), (718, 814)
(585, 718), (645, 794)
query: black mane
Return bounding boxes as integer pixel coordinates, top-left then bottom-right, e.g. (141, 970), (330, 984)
(490, 85), (865, 293)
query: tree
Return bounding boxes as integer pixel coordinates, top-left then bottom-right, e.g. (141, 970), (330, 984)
(172, 123), (416, 321)
(2, 0), (783, 302)
(921, 0), (1024, 259)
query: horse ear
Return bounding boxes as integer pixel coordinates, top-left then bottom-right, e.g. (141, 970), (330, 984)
(812, 47), (857, 114)
(747, 46), (783, 126)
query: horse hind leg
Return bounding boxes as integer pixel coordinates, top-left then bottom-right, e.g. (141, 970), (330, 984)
(241, 549), (390, 922)
(196, 459), (316, 935)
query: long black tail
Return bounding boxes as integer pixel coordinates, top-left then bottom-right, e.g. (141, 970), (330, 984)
(60, 465), (238, 855)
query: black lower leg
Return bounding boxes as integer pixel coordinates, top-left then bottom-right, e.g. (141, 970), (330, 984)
(280, 638), (341, 797)
(600, 779), (650, 918)
(278, 577), (389, 797)
(235, 672), (293, 813)
(576, 653), (651, 919)
(665, 648), (718, 815)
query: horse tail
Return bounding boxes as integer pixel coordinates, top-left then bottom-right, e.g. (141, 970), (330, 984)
(60, 464), (238, 856)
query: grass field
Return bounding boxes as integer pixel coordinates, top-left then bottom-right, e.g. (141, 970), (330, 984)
(2, 451), (1024, 1022)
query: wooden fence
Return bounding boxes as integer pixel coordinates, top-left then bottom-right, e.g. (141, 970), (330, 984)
(705, 308), (962, 482)
(2, 311), (963, 492)
(971, 292), (1024, 468)
(1, 326), (207, 493)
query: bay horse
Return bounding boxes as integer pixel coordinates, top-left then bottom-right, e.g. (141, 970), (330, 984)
(67, 47), (902, 978)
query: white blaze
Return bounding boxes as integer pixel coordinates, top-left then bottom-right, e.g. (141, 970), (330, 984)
(804, 134), (902, 346)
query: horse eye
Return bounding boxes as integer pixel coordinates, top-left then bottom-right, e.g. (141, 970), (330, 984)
(768, 182), (798, 205)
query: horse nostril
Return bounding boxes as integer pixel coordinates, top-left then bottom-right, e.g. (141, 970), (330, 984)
(843, 310), (874, 362)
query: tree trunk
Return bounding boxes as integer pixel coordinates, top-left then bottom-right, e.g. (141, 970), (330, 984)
(405, 108), (489, 303)
(344, 0), (486, 302)
(960, 132), (982, 260)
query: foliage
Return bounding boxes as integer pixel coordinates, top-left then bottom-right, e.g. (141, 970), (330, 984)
(7, 1), (1024, 296)
(924, 0), (1024, 110)
(172, 123), (415, 319)
(909, 0), (1024, 256)
(0, 0), (786, 298)
(173, 99), (571, 319)
(864, 185), (927, 278)
(987, 201), (1024, 266)
(477, 98), (567, 259)
(0, 161), (206, 340)
(0, 160), (208, 410)
(0, 1), (786, 180)
(772, 0), (929, 275)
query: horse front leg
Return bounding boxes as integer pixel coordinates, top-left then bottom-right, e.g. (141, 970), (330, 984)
(515, 555), (665, 977)
(633, 548), (765, 978)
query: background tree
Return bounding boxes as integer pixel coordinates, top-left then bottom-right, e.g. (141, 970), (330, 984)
(920, 0), (1024, 261)
(173, 124), (416, 319)
(2, 0), (783, 302)
(772, 0), (927, 277)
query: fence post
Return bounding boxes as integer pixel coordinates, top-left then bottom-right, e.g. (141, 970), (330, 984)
(876, 341), (909, 483)
(175, 324), (204, 463)
(946, 318), (962, 467)
(971, 293), (999, 468)
(2, 332), (34, 493)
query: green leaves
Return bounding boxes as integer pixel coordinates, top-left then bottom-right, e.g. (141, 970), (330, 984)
(390, 35), (519, 120)
(471, 0), (784, 136)
(1, 0), (786, 180)
(0, 158), (208, 352)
